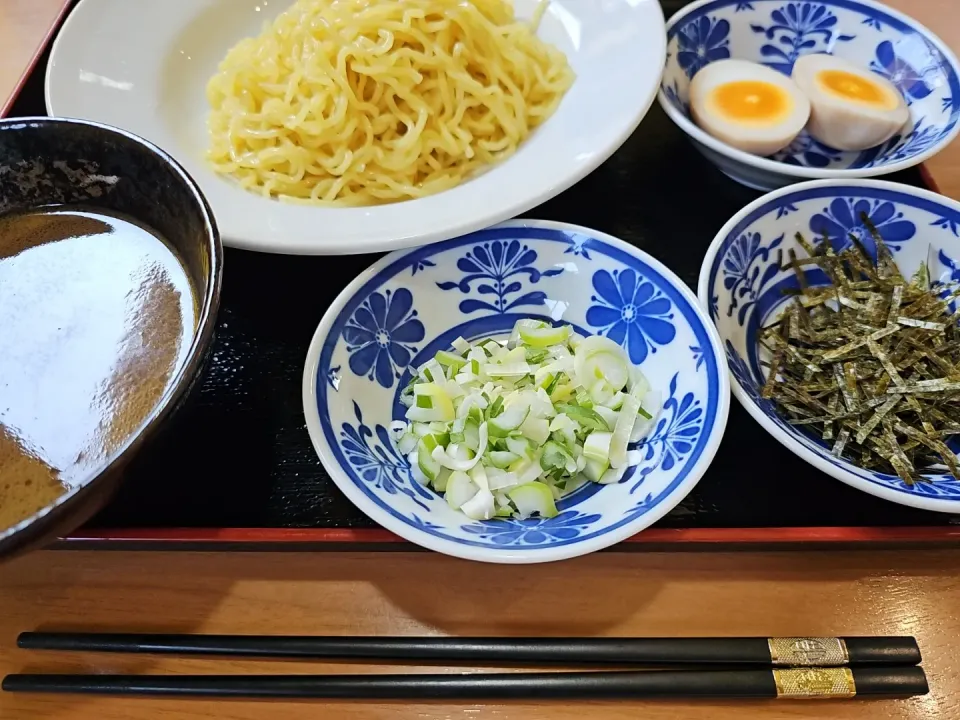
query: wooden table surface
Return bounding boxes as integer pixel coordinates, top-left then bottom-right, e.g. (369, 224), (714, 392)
(3, 1), (960, 719)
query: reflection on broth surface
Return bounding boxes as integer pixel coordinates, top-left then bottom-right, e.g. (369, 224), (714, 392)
(0, 426), (63, 533)
(0, 207), (196, 532)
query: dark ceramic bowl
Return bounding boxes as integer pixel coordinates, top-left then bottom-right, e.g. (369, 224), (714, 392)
(0, 117), (222, 558)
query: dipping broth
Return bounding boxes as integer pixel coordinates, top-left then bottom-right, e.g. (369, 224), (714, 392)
(0, 207), (196, 532)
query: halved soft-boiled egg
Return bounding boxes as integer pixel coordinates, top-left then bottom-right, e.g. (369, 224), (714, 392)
(792, 54), (909, 151)
(689, 59), (811, 156)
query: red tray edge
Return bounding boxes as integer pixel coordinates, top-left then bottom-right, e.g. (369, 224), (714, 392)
(56, 525), (960, 549)
(0, 0), (73, 118)
(11, 2), (959, 551)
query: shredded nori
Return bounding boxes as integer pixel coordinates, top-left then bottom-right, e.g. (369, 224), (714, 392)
(761, 214), (960, 485)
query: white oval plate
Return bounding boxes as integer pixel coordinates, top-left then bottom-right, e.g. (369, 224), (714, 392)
(46, 0), (666, 255)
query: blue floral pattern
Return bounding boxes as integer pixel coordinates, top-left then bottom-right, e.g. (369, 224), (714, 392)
(629, 373), (704, 493)
(722, 232), (784, 324)
(662, 79), (687, 114)
(410, 258), (436, 275)
(461, 510), (603, 546)
(870, 40), (933, 103)
(772, 131), (843, 168)
(937, 248), (960, 275)
(776, 203), (799, 218)
(409, 514), (445, 532)
(725, 341), (761, 402)
(749, 2), (854, 74)
(326, 365), (341, 391)
(436, 240), (563, 315)
(932, 216), (960, 237)
(586, 268), (677, 364)
(676, 16), (731, 78)
(690, 345), (706, 371)
(621, 491), (657, 523)
(725, 340), (777, 416)
(809, 197), (917, 254)
(563, 233), (593, 259)
(860, 119), (953, 167)
(344, 288), (424, 388)
(933, 251), (960, 316)
(340, 402), (431, 510)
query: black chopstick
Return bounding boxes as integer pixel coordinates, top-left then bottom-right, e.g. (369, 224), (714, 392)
(16, 633), (921, 667)
(1, 667), (928, 700)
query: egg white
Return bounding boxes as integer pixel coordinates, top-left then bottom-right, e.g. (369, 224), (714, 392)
(792, 53), (909, 152)
(689, 59), (811, 156)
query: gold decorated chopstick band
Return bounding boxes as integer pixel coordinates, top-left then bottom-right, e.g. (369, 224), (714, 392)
(768, 637), (850, 666)
(773, 668), (856, 699)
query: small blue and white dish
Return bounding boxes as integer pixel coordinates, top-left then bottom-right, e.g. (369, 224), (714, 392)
(659, 0), (960, 190)
(303, 220), (729, 563)
(699, 178), (960, 512)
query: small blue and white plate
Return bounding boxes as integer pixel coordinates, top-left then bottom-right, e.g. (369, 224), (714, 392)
(659, 0), (960, 190)
(303, 220), (730, 563)
(700, 179), (960, 512)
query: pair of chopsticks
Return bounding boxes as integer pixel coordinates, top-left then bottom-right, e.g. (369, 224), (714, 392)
(3, 633), (928, 700)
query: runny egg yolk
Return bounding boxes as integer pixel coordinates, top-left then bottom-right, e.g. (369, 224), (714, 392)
(816, 69), (897, 109)
(709, 80), (793, 125)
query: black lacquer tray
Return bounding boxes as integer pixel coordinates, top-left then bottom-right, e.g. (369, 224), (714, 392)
(7, 0), (960, 550)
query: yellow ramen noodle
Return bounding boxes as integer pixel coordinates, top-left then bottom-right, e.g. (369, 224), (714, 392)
(205, 0), (574, 206)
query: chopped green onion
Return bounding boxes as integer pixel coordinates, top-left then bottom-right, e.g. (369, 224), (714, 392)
(445, 471), (477, 509)
(508, 482), (558, 518)
(519, 416), (550, 445)
(582, 457), (609, 482)
(463, 418), (481, 450)
(505, 435), (536, 461)
(435, 350), (467, 371)
(540, 441), (571, 471)
(609, 392), (640, 469)
(574, 336), (630, 392)
(549, 381), (574, 403)
(432, 468), (451, 492)
(519, 322), (572, 348)
(583, 430), (613, 464)
(574, 388), (594, 408)
(555, 403), (609, 431)
(394, 320), (661, 520)
(525, 347), (549, 363)
(417, 438), (442, 482)
(420, 433), (449, 453)
(489, 450), (520, 468)
(460, 487), (496, 520)
(543, 372), (562, 394)
(489, 405), (529, 437)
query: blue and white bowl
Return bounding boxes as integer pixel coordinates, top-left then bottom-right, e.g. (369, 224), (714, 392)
(699, 179), (960, 512)
(659, 0), (960, 191)
(303, 220), (730, 563)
